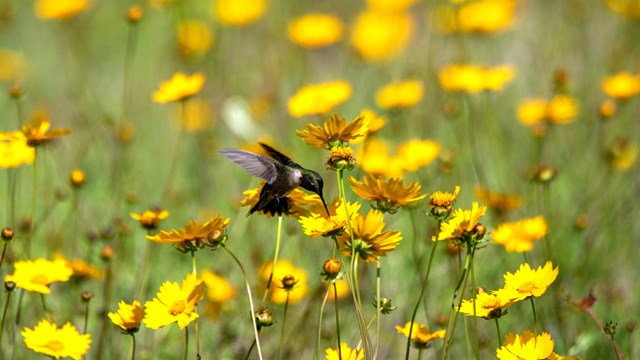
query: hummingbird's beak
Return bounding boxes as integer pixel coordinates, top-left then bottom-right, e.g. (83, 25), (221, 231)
(319, 193), (330, 217)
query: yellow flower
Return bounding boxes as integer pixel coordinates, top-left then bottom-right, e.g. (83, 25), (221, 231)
(357, 108), (387, 137)
(130, 208), (170, 230)
(241, 185), (320, 218)
(34, 0), (90, 20)
(367, 0), (416, 12)
(349, 175), (426, 213)
(287, 13), (344, 48)
(395, 139), (441, 172)
(439, 64), (515, 93)
(22, 320), (91, 359)
(5, 258), (72, 294)
(517, 98), (547, 126)
(177, 20), (214, 57)
(53, 253), (103, 280)
(146, 215), (229, 251)
(298, 198), (361, 238)
(496, 330), (555, 360)
(608, 137), (637, 171)
(326, 146), (355, 170)
(350, 10), (414, 62)
(213, 0), (266, 26)
(325, 342), (364, 360)
(0, 131), (35, 168)
(437, 202), (487, 241)
(108, 301), (144, 333)
(492, 216), (547, 253)
(152, 72), (205, 103)
(0, 48), (27, 82)
(547, 95), (579, 124)
(358, 138), (404, 178)
(599, 99), (617, 119)
(288, 81), (352, 118)
(143, 273), (205, 329)
(21, 114), (71, 147)
(602, 71), (640, 100)
(200, 270), (237, 319)
(607, 0), (640, 20)
(457, 288), (519, 318)
(260, 260), (308, 304)
(396, 322), (446, 349)
(456, 0), (517, 33)
(297, 114), (368, 149)
(430, 186), (461, 209)
(474, 186), (523, 215)
(375, 79), (423, 109)
(339, 209), (402, 262)
(502, 261), (558, 301)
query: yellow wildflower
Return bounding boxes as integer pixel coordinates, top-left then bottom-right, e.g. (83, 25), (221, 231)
(0, 131), (35, 168)
(496, 331), (554, 360)
(350, 10), (414, 62)
(213, 0), (266, 26)
(177, 20), (214, 57)
(146, 215), (229, 251)
(358, 138), (403, 178)
(607, 0), (640, 20)
(339, 209), (402, 262)
(457, 0), (517, 33)
(23, 320), (91, 359)
(21, 114), (71, 147)
(602, 71), (640, 100)
(547, 94), (579, 124)
(358, 108), (387, 137)
(502, 261), (558, 301)
(439, 64), (515, 93)
(143, 273), (205, 329)
(298, 198), (361, 238)
(437, 202), (487, 241)
(34, 0), (90, 20)
(395, 139), (441, 172)
(260, 260), (308, 304)
(130, 208), (170, 230)
(296, 114), (368, 148)
(288, 81), (352, 118)
(396, 322), (446, 349)
(200, 270), (237, 319)
(474, 186), (523, 215)
(0, 48), (27, 82)
(287, 13), (344, 48)
(492, 216), (547, 253)
(152, 72), (205, 103)
(608, 137), (637, 171)
(375, 79), (423, 109)
(53, 253), (103, 280)
(5, 258), (72, 294)
(326, 279), (350, 301)
(108, 301), (144, 333)
(367, 0), (416, 12)
(171, 99), (215, 132)
(349, 175), (426, 213)
(325, 342), (364, 360)
(457, 288), (520, 319)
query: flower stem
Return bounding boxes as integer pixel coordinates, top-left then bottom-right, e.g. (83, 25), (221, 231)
(183, 327), (189, 360)
(530, 297), (538, 334)
(136, 238), (153, 302)
(0, 287), (13, 349)
(191, 251), (199, 358)
(494, 318), (502, 347)
(27, 151), (38, 259)
(470, 256), (479, 360)
(262, 215), (283, 305)
(317, 286), (330, 360)
(130, 334), (136, 360)
(333, 282), (342, 360)
(0, 243), (8, 272)
(374, 261), (381, 359)
(277, 292), (290, 360)
(222, 245), (263, 360)
(83, 296), (91, 334)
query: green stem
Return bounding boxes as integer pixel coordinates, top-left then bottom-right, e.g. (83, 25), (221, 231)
(262, 215), (283, 305)
(28, 151), (38, 259)
(222, 245), (263, 360)
(374, 262), (381, 359)
(7, 169), (17, 228)
(183, 327), (189, 360)
(530, 298), (538, 334)
(277, 292), (290, 360)
(0, 288), (13, 349)
(191, 251), (199, 358)
(470, 256), (479, 360)
(83, 296), (90, 334)
(317, 286), (330, 360)
(136, 238), (153, 302)
(405, 222), (441, 360)
(0, 243), (8, 271)
(333, 282), (342, 360)
(130, 334), (136, 360)
(494, 318), (502, 348)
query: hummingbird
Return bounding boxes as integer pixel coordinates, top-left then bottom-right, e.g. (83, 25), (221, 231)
(219, 143), (330, 217)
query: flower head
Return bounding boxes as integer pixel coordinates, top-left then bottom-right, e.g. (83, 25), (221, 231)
(325, 342), (364, 360)
(437, 202), (487, 242)
(474, 187), (523, 216)
(395, 139), (441, 172)
(492, 216), (547, 253)
(0, 131), (35, 168)
(349, 175), (426, 213)
(200, 270), (237, 319)
(130, 208), (170, 230)
(375, 79), (423, 109)
(288, 82), (352, 118)
(213, 0), (266, 26)
(152, 72), (205, 103)
(429, 186), (461, 219)
(602, 71), (640, 100)
(34, 0), (90, 20)
(357, 108), (387, 137)
(439, 64), (515, 93)
(327, 146), (355, 171)
(547, 95), (579, 124)
(297, 114), (368, 149)
(457, 288), (520, 319)
(396, 322), (446, 349)
(608, 0), (640, 20)
(22, 320), (91, 359)
(146, 215), (230, 252)
(298, 198), (361, 238)
(5, 258), (72, 294)
(143, 273), (205, 329)
(339, 209), (402, 262)
(350, 10), (414, 62)
(608, 137), (637, 171)
(108, 301), (144, 333)
(357, 138), (404, 178)
(53, 253), (102, 280)
(502, 261), (558, 301)
(260, 260), (308, 304)
(21, 115), (71, 147)
(171, 99), (215, 132)
(456, 0), (517, 33)
(287, 13), (344, 48)
(177, 20), (214, 57)
(496, 330), (554, 360)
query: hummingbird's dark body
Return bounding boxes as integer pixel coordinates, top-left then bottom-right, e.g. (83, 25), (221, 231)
(219, 143), (329, 216)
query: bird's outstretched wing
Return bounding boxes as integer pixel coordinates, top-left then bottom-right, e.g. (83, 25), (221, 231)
(219, 149), (280, 184)
(259, 143), (299, 168)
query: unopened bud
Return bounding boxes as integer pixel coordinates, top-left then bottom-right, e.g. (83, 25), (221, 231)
(281, 275), (297, 290)
(4, 281), (16, 292)
(322, 258), (341, 279)
(255, 307), (274, 329)
(1, 227), (14, 241)
(81, 291), (93, 302)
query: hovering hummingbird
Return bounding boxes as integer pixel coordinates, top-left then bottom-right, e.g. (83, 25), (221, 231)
(219, 143), (330, 217)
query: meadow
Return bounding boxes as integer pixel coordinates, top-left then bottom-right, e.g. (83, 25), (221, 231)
(0, 0), (639, 359)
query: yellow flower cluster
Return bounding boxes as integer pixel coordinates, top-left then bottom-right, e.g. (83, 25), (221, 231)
(517, 95), (580, 127)
(375, 79), (423, 109)
(492, 216), (548, 253)
(439, 64), (515, 93)
(359, 138), (440, 178)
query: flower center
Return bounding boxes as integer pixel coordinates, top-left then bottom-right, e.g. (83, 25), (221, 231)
(169, 300), (187, 316)
(45, 340), (65, 352)
(30, 274), (49, 285)
(518, 282), (537, 294)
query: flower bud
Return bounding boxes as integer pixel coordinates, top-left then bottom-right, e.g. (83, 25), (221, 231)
(533, 165), (557, 183)
(281, 275), (297, 290)
(599, 99), (616, 120)
(255, 307), (274, 329)
(9, 84), (22, 99)
(373, 296), (396, 315)
(604, 321), (618, 336)
(473, 223), (486, 239)
(81, 291), (93, 302)
(1, 227), (14, 241)
(70, 169), (86, 188)
(321, 258), (341, 279)
(127, 5), (143, 23)
(4, 281), (16, 292)
(100, 245), (114, 262)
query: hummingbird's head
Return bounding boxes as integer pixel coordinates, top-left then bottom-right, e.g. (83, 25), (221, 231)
(300, 170), (330, 216)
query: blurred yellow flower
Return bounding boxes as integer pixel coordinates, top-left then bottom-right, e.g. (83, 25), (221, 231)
(608, 137), (637, 171)
(297, 114), (368, 148)
(547, 95), (579, 124)
(602, 71), (640, 100)
(34, 0), (90, 20)
(213, 0), (266, 26)
(396, 322), (446, 349)
(0, 131), (35, 168)
(439, 64), (515, 93)
(287, 13), (344, 48)
(21, 114), (71, 147)
(502, 261), (558, 301)
(177, 20), (214, 57)
(146, 215), (229, 251)
(599, 99), (617, 119)
(607, 0), (640, 20)
(350, 10), (414, 62)
(496, 331), (554, 360)
(23, 320), (91, 359)
(517, 98), (548, 126)
(298, 198), (361, 238)
(325, 342), (364, 360)
(288, 81), (352, 118)
(326, 279), (350, 301)
(108, 301), (144, 333)
(130, 208), (170, 230)
(152, 72), (205, 103)
(143, 273), (205, 329)
(5, 258), (72, 294)
(395, 139), (441, 172)
(339, 209), (402, 262)
(457, 288), (520, 318)
(0, 48), (27, 82)
(474, 186), (523, 215)
(53, 253), (103, 280)
(349, 175), (426, 213)
(358, 108), (387, 137)
(437, 202), (487, 241)
(456, 0), (517, 33)
(200, 270), (237, 319)
(358, 138), (404, 178)
(260, 260), (308, 304)
(492, 216), (547, 253)
(430, 186), (461, 209)
(375, 79), (423, 109)
(172, 99), (215, 132)
(367, 0), (416, 12)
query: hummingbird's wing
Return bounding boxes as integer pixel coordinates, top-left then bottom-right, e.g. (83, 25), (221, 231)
(219, 149), (280, 184)
(259, 143), (300, 168)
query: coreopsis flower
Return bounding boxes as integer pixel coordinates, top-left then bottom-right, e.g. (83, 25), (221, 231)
(0, 48), (27, 82)
(339, 209), (402, 262)
(474, 186), (523, 217)
(375, 79), (423, 109)
(34, 0), (90, 20)
(602, 71), (640, 100)
(358, 138), (404, 178)
(297, 114), (368, 149)
(130, 208), (169, 230)
(298, 198), (361, 238)
(517, 99), (548, 126)
(260, 260), (308, 304)
(496, 330), (554, 360)
(367, 0), (416, 12)
(152, 72), (205, 103)
(456, 0), (517, 33)
(492, 216), (547, 253)
(143, 273), (205, 329)
(350, 10), (414, 62)
(53, 253), (102, 280)
(349, 175), (426, 213)
(395, 139), (441, 172)
(241, 185), (320, 218)
(438, 64), (515, 93)
(457, 288), (520, 319)
(396, 322), (446, 349)
(146, 214), (230, 251)
(213, 0), (266, 26)
(108, 301), (144, 333)
(287, 13), (344, 48)
(607, 0), (640, 20)
(200, 270), (237, 319)
(327, 146), (355, 171)
(21, 115), (71, 147)
(502, 261), (558, 301)
(5, 258), (72, 294)
(357, 108), (387, 137)
(608, 137), (637, 171)
(288, 81), (352, 118)
(429, 186), (461, 219)
(177, 20), (214, 57)
(0, 131), (35, 168)
(437, 202), (487, 242)
(325, 342), (364, 360)
(547, 95), (579, 124)
(22, 320), (91, 359)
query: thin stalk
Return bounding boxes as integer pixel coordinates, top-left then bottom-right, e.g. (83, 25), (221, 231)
(0, 288), (13, 350)
(277, 293), (290, 360)
(470, 257), (479, 360)
(316, 286), (330, 360)
(6, 169), (17, 228)
(12, 289), (25, 359)
(374, 262), (381, 359)
(0, 244), (8, 271)
(130, 334), (136, 360)
(27, 151), (38, 259)
(191, 251), (199, 358)
(494, 318), (502, 347)
(83, 296), (90, 334)
(333, 282), (342, 360)
(530, 298), (538, 334)
(136, 239), (153, 302)
(183, 327), (189, 360)
(262, 215), (283, 305)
